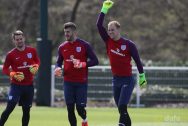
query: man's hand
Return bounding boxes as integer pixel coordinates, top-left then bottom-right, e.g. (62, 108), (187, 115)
(29, 64), (39, 75)
(139, 73), (147, 87)
(10, 72), (24, 82)
(54, 67), (62, 77)
(101, 0), (114, 14)
(72, 59), (86, 69)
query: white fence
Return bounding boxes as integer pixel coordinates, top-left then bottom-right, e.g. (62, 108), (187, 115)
(51, 66), (188, 107)
(1, 65), (188, 107)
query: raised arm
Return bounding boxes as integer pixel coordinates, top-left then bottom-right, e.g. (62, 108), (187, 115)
(96, 0), (114, 42)
(96, 12), (109, 42)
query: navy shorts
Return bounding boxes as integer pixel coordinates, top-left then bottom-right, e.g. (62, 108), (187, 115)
(8, 84), (34, 107)
(64, 81), (87, 107)
(112, 76), (135, 106)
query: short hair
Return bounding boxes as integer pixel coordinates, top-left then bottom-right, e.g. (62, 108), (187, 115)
(12, 30), (24, 39)
(63, 22), (77, 31)
(108, 21), (121, 29)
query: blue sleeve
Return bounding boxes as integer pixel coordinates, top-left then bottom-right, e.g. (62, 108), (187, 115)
(85, 43), (99, 67)
(96, 12), (109, 43)
(128, 41), (144, 74)
(56, 46), (63, 68)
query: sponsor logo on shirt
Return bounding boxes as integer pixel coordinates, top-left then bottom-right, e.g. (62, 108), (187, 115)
(76, 47), (81, 52)
(65, 55), (74, 62)
(110, 49), (125, 57)
(17, 62), (32, 69)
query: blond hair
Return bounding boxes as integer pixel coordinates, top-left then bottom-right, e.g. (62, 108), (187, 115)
(108, 21), (121, 29)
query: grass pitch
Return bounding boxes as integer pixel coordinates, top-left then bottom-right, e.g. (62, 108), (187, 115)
(0, 106), (187, 126)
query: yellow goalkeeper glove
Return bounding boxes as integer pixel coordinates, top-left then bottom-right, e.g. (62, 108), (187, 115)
(101, 0), (114, 14)
(139, 73), (147, 87)
(29, 64), (39, 75)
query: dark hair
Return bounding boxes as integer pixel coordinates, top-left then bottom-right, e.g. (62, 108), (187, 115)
(63, 22), (77, 31)
(12, 30), (24, 39)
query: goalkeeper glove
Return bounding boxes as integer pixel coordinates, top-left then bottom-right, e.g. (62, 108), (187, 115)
(10, 72), (24, 82)
(101, 0), (114, 14)
(54, 67), (62, 77)
(139, 73), (147, 87)
(29, 64), (39, 75)
(72, 59), (86, 69)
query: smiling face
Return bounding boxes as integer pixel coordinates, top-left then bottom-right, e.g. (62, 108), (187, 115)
(12, 30), (25, 50)
(63, 22), (77, 42)
(108, 21), (121, 41)
(64, 28), (76, 41)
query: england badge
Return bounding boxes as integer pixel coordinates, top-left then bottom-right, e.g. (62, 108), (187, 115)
(27, 53), (32, 58)
(121, 45), (126, 51)
(76, 47), (81, 52)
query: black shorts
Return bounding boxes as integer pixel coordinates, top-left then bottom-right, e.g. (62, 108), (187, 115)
(8, 84), (34, 107)
(64, 81), (87, 106)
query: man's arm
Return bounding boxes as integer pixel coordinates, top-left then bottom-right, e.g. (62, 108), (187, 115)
(2, 54), (11, 76)
(3, 54), (24, 81)
(56, 47), (64, 68)
(86, 43), (99, 67)
(129, 41), (144, 74)
(129, 41), (147, 87)
(29, 48), (40, 75)
(96, 12), (109, 42)
(54, 47), (63, 77)
(33, 48), (40, 66)
(96, 0), (114, 42)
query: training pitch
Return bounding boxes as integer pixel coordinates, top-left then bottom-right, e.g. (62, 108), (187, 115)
(0, 106), (187, 126)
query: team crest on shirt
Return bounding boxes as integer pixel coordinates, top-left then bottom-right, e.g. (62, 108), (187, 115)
(27, 53), (32, 58)
(76, 47), (81, 52)
(121, 45), (126, 50)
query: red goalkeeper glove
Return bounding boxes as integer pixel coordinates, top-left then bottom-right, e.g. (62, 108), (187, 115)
(72, 59), (86, 69)
(29, 64), (39, 75)
(10, 72), (24, 82)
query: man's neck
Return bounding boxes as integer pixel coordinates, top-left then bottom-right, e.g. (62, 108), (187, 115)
(69, 37), (77, 43)
(16, 45), (26, 51)
(114, 35), (121, 41)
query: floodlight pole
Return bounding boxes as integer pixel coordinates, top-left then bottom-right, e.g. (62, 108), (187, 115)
(36, 0), (52, 106)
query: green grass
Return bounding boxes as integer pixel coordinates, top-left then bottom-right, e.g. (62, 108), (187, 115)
(0, 106), (188, 126)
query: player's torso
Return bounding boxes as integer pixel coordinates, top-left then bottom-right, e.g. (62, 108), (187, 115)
(8, 47), (37, 85)
(10, 47), (36, 72)
(61, 41), (87, 63)
(106, 38), (132, 76)
(59, 40), (88, 82)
